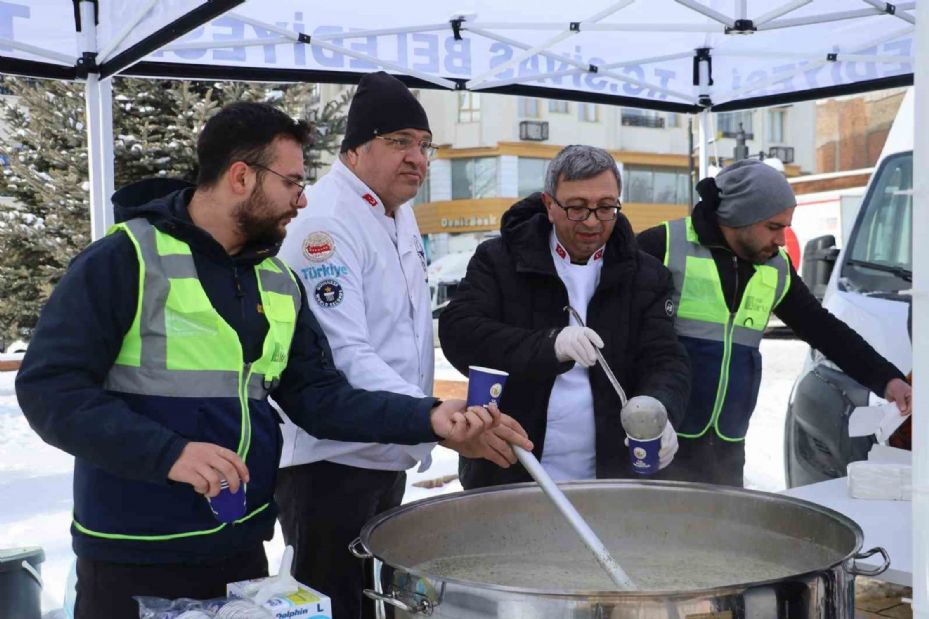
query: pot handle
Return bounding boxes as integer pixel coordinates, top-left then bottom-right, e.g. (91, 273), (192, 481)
(847, 547), (890, 577)
(348, 537), (372, 560)
(363, 589), (434, 616)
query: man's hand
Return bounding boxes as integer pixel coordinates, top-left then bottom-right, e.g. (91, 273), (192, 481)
(657, 421), (678, 470)
(167, 442), (250, 498)
(429, 399), (497, 442)
(885, 378), (912, 415)
(442, 406), (534, 468)
(623, 419), (678, 470)
(554, 326), (604, 367)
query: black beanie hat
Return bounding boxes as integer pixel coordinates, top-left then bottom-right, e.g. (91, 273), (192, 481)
(340, 71), (431, 153)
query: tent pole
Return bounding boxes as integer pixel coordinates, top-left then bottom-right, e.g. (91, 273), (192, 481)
(80, 0), (114, 241)
(912, 0), (927, 615)
(687, 115), (695, 209)
(698, 109), (710, 179)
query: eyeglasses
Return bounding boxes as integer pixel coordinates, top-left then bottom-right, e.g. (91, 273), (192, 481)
(374, 134), (438, 160)
(245, 162), (307, 195)
(548, 194), (621, 222)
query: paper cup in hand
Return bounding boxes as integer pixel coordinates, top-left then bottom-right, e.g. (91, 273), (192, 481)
(626, 434), (662, 475)
(621, 395), (668, 476)
(206, 479), (247, 523)
(466, 366), (508, 408)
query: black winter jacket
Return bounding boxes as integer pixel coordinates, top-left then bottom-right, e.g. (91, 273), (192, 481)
(16, 179), (438, 563)
(637, 182), (904, 398)
(439, 194), (690, 489)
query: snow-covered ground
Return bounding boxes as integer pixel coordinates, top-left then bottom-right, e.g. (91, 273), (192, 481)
(0, 338), (807, 613)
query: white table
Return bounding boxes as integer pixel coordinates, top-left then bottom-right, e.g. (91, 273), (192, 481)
(781, 477), (911, 586)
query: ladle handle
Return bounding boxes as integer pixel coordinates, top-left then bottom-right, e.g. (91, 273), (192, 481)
(564, 305), (627, 407)
(513, 445), (637, 590)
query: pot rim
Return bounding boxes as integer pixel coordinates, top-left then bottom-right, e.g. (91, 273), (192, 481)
(359, 479), (865, 598)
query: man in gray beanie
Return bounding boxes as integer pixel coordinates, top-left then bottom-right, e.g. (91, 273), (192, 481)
(637, 159), (910, 486)
(276, 72), (531, 617)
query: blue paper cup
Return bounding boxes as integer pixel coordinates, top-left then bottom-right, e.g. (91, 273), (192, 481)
(627, 433), (662, 475)
(466, 366), (508, 408)
(206, 480), (247, 523)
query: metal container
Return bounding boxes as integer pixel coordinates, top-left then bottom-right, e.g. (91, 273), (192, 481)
(351, 480), (888, 618)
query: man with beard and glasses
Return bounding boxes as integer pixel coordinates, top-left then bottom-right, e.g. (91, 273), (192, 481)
(15, 101), (532, 619)
(275, 71), (521, 619)
(637, 158), (911, 487)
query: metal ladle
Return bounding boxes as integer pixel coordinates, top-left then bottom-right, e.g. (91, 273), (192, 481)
(565, 304), (627, 407)
(504, 304), (637, 591)
(511, 445), (637, 590)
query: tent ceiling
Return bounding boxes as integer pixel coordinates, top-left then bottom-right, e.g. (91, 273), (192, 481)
(0, 0), (916, 111)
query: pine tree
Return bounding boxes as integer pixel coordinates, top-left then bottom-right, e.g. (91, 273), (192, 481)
(0, 77), (350, 342)
(0, 79), (89, 343)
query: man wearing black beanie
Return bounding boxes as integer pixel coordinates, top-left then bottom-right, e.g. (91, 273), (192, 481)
(637, 160), (910, 487)
(276, 73), (529, 618)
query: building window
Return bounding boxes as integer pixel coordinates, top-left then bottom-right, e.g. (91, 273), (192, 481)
(666, 112), (681, 128)
(458, 92), (481, 123)
(767, 108), (787, 143)
(517, 157), (549, 197)
(451, 158), (498, 199)
(518, 97), (540, 118)
(548, 100), (569, 114)
(578, 102), (599, 123)
(621, 108), (664, 128)
(622, 167), (691, 204)
(717, 111), (753, 138)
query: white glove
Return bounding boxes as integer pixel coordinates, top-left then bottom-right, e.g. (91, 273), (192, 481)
(554, 326), (604, 367)
(658, 421), (679, 470)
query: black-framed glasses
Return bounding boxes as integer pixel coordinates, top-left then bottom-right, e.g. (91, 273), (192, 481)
(548, 194), (621, 222)
(374, 134), (438, 160)
(245, 162), (307, 195)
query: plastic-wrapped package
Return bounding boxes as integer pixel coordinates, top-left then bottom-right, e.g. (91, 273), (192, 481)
(847, 445), (912, 501)
(847, 461), (912, 500)
(135, 596), (273, 619)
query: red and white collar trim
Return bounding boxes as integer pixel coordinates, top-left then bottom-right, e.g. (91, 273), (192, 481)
(550, 233), (605, 265)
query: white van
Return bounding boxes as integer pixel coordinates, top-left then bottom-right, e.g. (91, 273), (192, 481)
(784, 89), (913, 488)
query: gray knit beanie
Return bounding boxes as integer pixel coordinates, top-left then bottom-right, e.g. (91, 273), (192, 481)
(715, 159), (796, 227)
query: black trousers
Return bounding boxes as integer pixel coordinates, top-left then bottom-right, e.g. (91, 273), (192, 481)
(74, 546), (268, 619)
(275, 460), (406, 619)
(661, 433), (746, 487)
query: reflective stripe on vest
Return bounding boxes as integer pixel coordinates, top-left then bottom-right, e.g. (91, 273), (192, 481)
(76, 217), (300, 541)
(664, 217), (791, 440)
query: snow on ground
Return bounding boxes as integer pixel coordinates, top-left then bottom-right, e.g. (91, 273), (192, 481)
(0, 337), (807, 612)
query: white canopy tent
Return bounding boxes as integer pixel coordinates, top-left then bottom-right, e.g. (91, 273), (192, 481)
(0, 1), (925, 614)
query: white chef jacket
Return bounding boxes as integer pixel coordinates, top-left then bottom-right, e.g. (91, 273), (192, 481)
(540, 232), (605, 481)
(277, 159), (435, 472)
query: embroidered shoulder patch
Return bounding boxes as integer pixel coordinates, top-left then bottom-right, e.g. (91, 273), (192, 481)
(314, 279), (344, 308)
(303, 231), (335, 263)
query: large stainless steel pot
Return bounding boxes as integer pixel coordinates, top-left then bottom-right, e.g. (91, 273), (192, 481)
(351, 480), (888, 618)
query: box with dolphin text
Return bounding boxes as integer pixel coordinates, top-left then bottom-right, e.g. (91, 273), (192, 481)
(227, 577), (332, 619)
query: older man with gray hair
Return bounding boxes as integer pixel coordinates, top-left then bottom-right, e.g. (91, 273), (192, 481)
(439, 144), (690, 489)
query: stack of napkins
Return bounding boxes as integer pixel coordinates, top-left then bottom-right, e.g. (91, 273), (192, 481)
(847, 444), (912, 501)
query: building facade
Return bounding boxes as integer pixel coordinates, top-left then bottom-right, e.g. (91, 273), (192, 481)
(412, 90), (814, 259)
(308, 84), (815, 261)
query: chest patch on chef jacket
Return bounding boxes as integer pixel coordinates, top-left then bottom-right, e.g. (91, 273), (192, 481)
(303, 231), (335, 263)
(314, 279), (344, 308)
